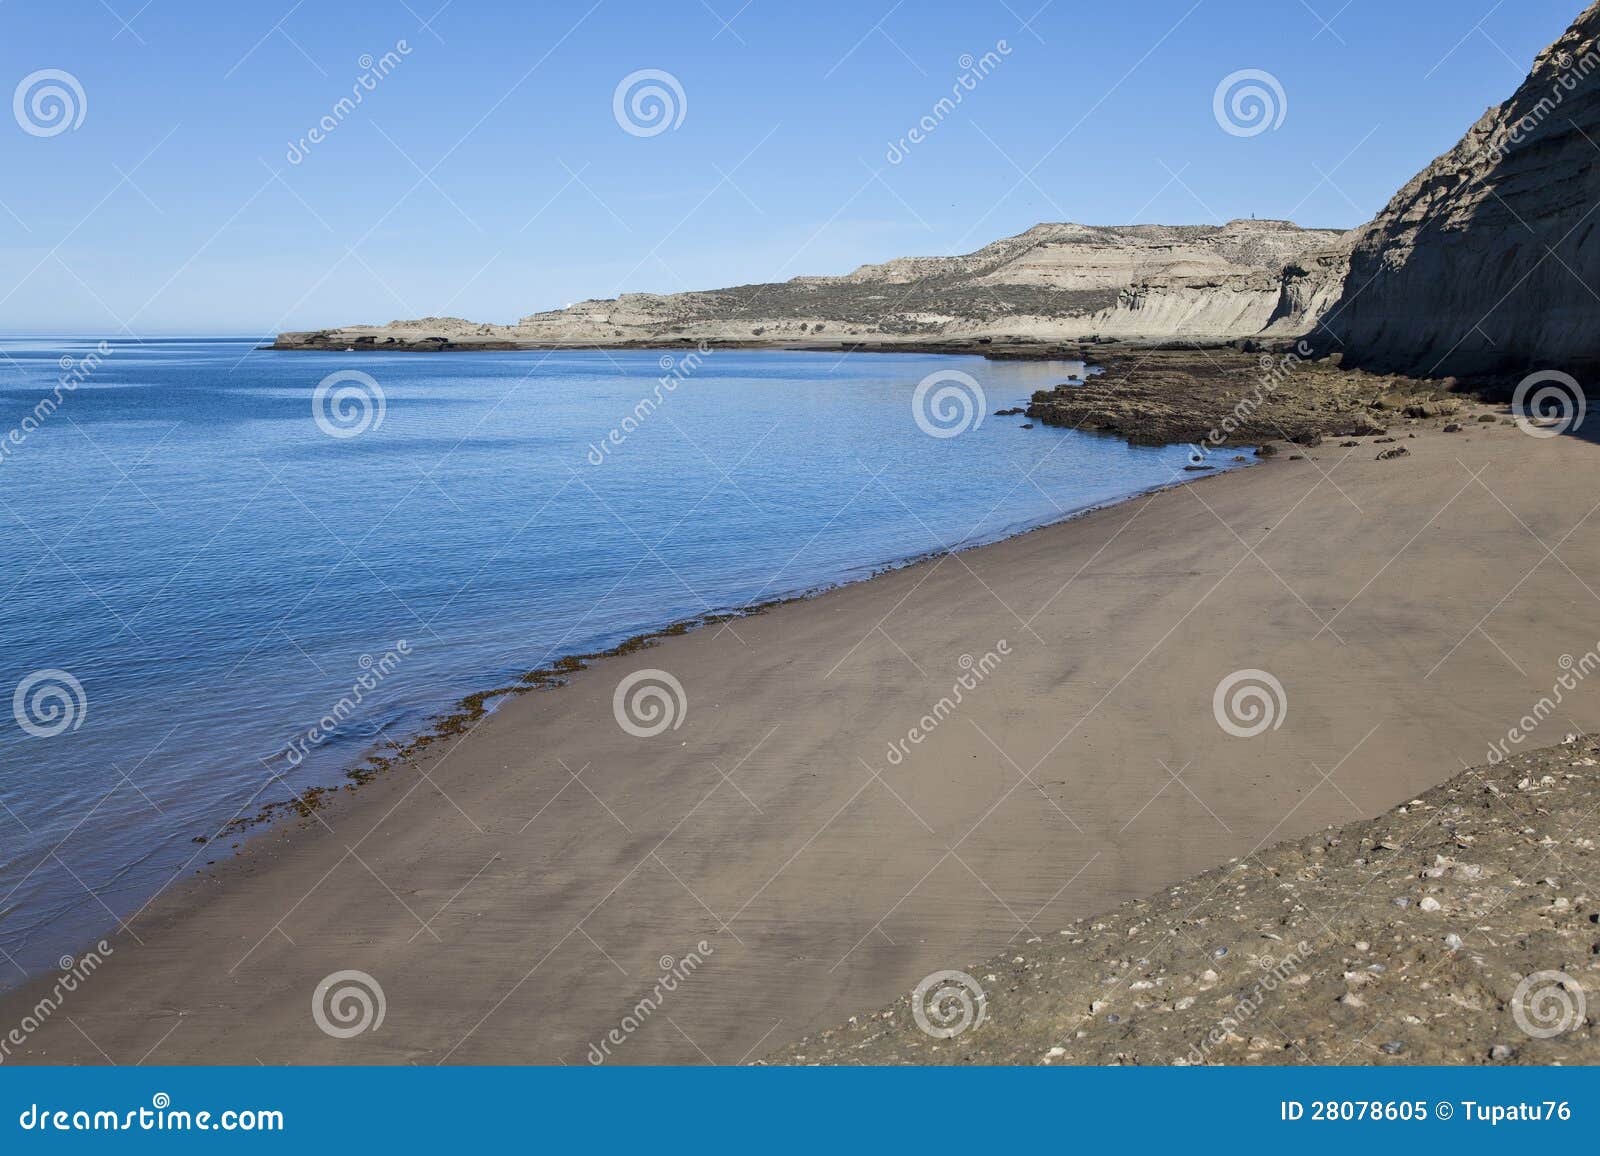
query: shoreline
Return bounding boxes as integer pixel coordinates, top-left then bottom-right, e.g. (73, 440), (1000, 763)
(264, 333), (1265, 360)
(4, 402), (1593, 1064)
(19, 451), (1256, 967)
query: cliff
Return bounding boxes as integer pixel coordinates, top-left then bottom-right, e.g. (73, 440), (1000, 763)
(1314, 1), (1600, 377)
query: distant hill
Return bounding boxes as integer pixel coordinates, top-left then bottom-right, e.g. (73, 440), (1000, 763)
(275, 219), (1348, 351)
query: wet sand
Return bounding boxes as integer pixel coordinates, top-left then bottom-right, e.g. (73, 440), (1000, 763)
(4, 411), (1597, 1065)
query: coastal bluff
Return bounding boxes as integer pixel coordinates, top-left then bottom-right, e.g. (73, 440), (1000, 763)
(1313, 0), (1600, 377)
(273, 219), (1347, 351)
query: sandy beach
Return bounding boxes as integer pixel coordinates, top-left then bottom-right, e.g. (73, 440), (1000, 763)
(4, 407), (1596, 1065)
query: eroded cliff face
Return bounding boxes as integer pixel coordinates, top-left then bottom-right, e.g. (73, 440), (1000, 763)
(1313, 1), (1600, 377)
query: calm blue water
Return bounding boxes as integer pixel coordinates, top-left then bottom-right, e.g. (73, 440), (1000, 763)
(0, 337), (1231, 982)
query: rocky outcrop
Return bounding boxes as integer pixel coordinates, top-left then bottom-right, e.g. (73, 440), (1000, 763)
(1023, 345), (1442, 447)
(1313, 1), (1600, 377)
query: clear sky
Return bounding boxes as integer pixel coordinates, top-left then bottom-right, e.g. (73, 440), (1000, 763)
(0, 0), (1585, 333)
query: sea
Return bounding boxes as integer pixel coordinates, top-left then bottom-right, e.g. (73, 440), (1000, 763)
(0, 336), (1239, 983)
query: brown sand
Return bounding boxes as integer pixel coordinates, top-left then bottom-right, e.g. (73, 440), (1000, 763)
(4, 411), (1597, 1065)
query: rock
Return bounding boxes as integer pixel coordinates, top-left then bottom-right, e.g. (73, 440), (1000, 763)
(1490, 1044), (1516, 1061)
(1380, 1041), (1406, 1055)
(1376, 446), (1409, 461)
(1419, 896), (1442, 911)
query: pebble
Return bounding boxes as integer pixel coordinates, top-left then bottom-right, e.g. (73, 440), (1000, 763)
(1380, 1041), (1406, 1055)
(1174, 996), (1196, 1011)
(1490, 1044), (1515, 1061)
(1444, 933), (1464, 950)
(1046, 1046), (1065, 1058)
(1419, 896), (1442, 912)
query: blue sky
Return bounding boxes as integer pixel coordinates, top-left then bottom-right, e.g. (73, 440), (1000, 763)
(0, 0), (1584, 332)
